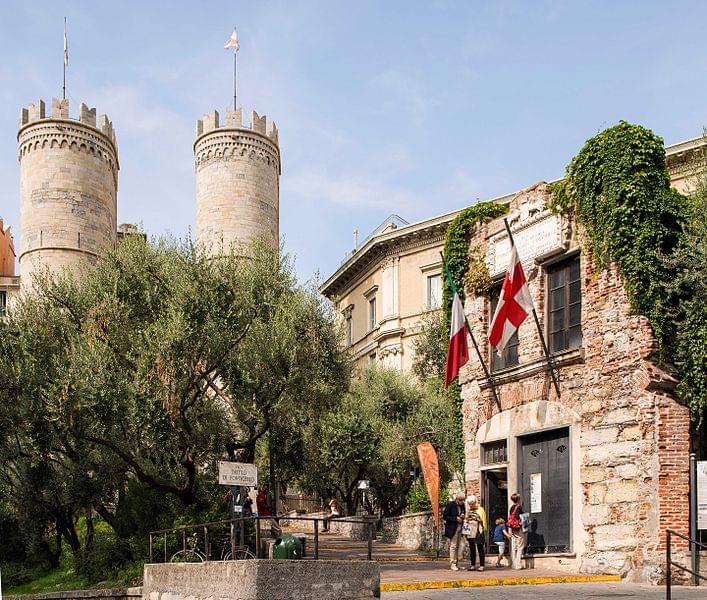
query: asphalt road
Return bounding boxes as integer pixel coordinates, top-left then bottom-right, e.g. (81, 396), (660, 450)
(382, 582), (705, 599)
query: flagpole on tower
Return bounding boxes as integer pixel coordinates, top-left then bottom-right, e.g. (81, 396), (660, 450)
(238, 30), (241, 110)
(224, 28), (240, 110)
(63, 17), (68, 100)
(502, 219), (561, 398)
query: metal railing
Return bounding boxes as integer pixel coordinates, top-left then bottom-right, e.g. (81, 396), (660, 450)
(666, 528), (706, 599)
(148, 514), (376, 563)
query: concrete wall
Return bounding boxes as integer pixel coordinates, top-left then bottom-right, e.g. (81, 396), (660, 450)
(142, 560), (380, 600)
(194, 109), (280, 255)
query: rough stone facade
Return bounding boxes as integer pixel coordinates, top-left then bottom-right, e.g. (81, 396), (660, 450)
(460, 183), (690, 582)
(17, 98), (118, 286)
(194, 108), (280, 255)
(381, 511), (437, 551)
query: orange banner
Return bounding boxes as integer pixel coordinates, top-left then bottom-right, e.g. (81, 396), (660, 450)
(416, 441), (440, 528)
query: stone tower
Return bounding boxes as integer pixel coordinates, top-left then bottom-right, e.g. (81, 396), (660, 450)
(194, 108), (280, 254)
(18, 98), (118, 285)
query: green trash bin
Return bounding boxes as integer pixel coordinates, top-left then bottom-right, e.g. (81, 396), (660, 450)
(272, 534), (303, 559)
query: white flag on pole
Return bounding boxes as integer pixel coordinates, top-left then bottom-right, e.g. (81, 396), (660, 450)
(224, 29), (240, 52)
(64, 18), (68, 66)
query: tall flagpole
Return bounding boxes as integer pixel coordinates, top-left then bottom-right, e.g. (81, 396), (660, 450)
(441, 253), (500, 408)
(503, 219), (561, 398)
(238, 34), (241, 110)
(63, 17), (67, 100)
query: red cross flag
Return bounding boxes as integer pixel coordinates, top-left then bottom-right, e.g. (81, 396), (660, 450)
(444, 290), (469, 388)
(489, 240), (533, 353)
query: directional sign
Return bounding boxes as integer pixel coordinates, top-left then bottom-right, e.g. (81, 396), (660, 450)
(218, 461), (258, 487)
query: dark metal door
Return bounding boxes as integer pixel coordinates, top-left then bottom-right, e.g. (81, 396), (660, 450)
(519, 427), (570, 553)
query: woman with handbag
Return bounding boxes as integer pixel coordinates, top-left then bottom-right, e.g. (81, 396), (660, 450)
(463, 495), (487, 571)
(507, 492), (527, 570)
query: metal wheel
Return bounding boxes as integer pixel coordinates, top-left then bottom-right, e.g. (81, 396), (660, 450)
(170, 549), (205, 563)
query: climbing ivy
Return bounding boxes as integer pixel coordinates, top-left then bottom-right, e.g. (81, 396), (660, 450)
(441, 201), (508, 472)
(441, 201), (508, 330)
(552, 121), (688, 347)
(552, 121), (706, 419)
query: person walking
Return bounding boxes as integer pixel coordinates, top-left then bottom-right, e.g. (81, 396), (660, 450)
(442, 492), (466, 570)
(507, 492), (527, 570)
(492, 518), (509, 568)
(464, 495), (487, 571)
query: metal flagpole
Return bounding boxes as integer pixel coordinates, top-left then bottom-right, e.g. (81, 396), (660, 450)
(502, 218), (561, 398)
(441, 253), (501, 408)
(233, 44), (237, 110)
(63, 17), (67, 100)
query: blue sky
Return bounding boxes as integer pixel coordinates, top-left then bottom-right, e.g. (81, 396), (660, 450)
(2, 1), (707, 282)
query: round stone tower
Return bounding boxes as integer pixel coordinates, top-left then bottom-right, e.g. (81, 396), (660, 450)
(18, 98), (118, 285)
(194, 108), (280, 254)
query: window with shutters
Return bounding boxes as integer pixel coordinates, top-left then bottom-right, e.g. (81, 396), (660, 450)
(0, 291), (6, 317)
(547, 256), (582, 353)
(489, 284), (519, 371)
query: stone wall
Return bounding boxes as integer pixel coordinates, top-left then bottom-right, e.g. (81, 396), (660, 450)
(142, 560), (379, 600)
(380, 511), (437, 551)
(460, 183), (691, 582)
(18, 99), (118, 285)
(194, 109), (280, 255)
(7, 588), (141, 600)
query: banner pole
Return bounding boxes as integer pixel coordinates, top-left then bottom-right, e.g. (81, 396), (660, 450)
(502, 219), (561, 398)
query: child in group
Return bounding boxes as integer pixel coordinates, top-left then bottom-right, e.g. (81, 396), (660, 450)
(492, 517), (510, 567)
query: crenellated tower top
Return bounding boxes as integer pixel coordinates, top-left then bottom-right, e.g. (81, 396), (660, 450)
(19, 98), (117, 149)
(195, 108), (278, 145)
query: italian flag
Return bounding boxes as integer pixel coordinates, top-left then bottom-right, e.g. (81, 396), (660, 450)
(444, 291), (469, 388)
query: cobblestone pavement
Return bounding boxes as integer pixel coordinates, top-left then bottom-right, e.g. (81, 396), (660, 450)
(382, 582), (705, 599)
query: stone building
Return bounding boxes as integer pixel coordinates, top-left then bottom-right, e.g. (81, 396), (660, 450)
(322, 134), (705, 375)
(321, 134), (702, 582)
(194, 109), (280, 254)
(0, 217), (19, 317)
(17, 99), (118, 286)
(457, 182), (689, 581)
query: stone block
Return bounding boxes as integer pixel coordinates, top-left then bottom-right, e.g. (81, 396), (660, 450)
(581, 426), (619, 446)
(582, 503), (610, 526)
(593, 523), (638, 551)
(605, 479), (640, 504)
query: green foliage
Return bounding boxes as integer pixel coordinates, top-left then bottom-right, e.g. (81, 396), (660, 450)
(298, 368), (457, 516)
(0, 236), (349, 577)
(463, 247), (493, 296)
(662, 176), (707, 420)
(412, 309), (446, 380)
(553, 121), (706, 419)
(405, 480), (432, 513)
(440, 201), (507, 473)
(551, 121), (688, 346)
(441, 202), (508, 325)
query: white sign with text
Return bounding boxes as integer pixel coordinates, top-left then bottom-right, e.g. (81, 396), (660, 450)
(218, 461), (258, 487)
(698, 461), (707, 529)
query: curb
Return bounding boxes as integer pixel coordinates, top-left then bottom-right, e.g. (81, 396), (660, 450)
(379, 574), (622, 592)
